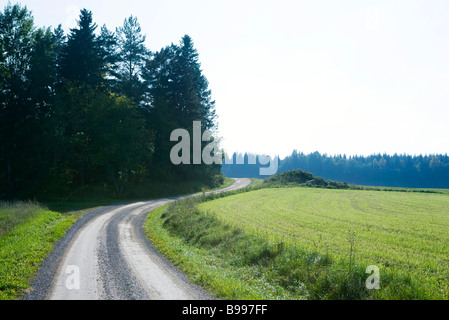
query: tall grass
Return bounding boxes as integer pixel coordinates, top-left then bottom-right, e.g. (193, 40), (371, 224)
(0, 201), (44, 237)
(0, 201), (79, 300)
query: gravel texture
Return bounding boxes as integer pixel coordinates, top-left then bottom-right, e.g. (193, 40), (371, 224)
(23, 179), (252, 300)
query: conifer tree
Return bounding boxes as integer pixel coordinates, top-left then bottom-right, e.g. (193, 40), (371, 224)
(59, 9), (104, 87)
(98, 24), (118, 86)
(144, 35), (219, 182)
(0, 3), (35, 197)
(172, 35), (217, 131)
(116, 15), (150, 105)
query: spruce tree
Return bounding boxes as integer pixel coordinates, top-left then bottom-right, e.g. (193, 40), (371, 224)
(98, 24), (119, 86)
(59, 9), (104, 87)
(143, 35), (220, 182)
(143, 44), (178, 179)
(172, 35), (217, 131)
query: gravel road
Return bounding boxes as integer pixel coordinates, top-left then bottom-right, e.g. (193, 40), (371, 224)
(23, 178), (252, 300)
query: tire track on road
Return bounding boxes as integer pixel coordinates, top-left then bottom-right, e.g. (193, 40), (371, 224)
(24, 178), (252, 300)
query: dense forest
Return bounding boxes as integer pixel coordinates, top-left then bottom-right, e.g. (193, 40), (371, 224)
(222, 151), (449, 189)
(0, 3), (222, 200)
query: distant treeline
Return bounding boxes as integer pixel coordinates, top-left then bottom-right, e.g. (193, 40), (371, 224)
(0, 3), (221, 199)
(222, 151), (449, 189)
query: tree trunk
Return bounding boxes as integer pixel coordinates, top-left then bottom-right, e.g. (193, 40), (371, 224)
(108, 164), (121, 196)
(6, 149), (16, 198)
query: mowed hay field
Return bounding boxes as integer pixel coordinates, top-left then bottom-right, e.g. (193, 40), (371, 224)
(198, 187), (449, 298)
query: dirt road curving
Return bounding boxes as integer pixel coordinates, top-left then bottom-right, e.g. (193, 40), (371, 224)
(24, 178), (252, 300)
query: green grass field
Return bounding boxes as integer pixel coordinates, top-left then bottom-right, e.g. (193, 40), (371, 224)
(197, 187), (449, 299)
(145, 185), (449, 300)
(0, 202), (81, 300)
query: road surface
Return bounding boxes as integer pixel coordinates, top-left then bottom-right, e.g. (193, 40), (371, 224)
(24, 178), (252, 300)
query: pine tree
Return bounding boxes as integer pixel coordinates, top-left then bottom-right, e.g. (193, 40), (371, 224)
(52, 24), (66, 85)
(116, 15), (150, 105)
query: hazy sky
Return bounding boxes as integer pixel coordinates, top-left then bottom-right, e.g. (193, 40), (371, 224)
(13, 0), (449, 158)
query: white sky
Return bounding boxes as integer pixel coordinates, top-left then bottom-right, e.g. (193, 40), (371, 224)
(13, 0), (449, 158)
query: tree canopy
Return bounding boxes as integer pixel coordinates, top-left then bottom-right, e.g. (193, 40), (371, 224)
(0, 3), (221, 200)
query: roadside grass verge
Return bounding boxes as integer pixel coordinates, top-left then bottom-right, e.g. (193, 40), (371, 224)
(145, 202), (294, 299)
(144, 188), (446, 300)
(0, 201), (81, 300)
(195, 177), (235, 194)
